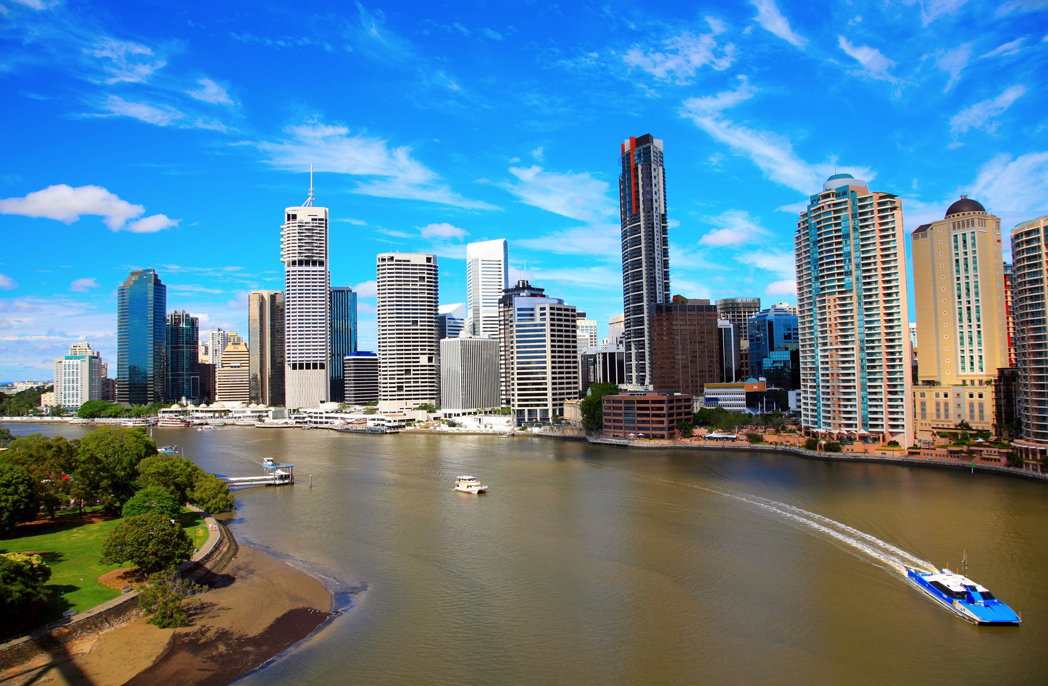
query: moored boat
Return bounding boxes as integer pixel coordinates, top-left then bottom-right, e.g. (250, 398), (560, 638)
(454, 475), (488, 494)
(906, 566), (1020, 625)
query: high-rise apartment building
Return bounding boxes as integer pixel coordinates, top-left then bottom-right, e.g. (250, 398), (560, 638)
(281, 180), (330, 409)
(216, 333), (250, 403)
(117, 268), (166, 406)
(165, 310), (200, 403)
(466, 239), (508, 338)
(795, 174), (913, 445)
(716, 297), (760, 382)
(206, 330), (230, 369)
(343, 352), (379, 405)
(440, 336), (500, 411)
(53, 342), (102, 408)
(911, 196), (1008, 439)
(377, 253), (439, 412)
(438, 303), (466, 340)
(619, 134), (670, 388)
(248, 290), (285, 407)
(329, 287), (357, 403)
(1011, 214), (1048, 463)
(1004, 262), (1016, 367)
(651, 300), (723, 397)
(499, 280), (578, 425)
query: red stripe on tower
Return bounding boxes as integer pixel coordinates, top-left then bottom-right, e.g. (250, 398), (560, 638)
(630, 136), (638, 216)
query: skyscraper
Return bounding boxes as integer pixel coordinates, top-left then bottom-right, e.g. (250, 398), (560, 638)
(1004, 262), (1016, 367)
(607, 314), (625, 349)
(377, 253), (439, 412)
(216, 333), (249, 403)
(466, 239), (508, 338)
(498, 280), (578, 425)
(329, 286), (358, 403)
(1011, 214), (1048, 463)
(53, 342), (102, 408)
(281, 177), (330, 409)
(248, 290), (285, 407)
(576, 312), (598, 354)
(651, 299), (722, 397)
(165, 310), (200, 403)
(117, 268), (166, 406)
(748, 305), (799, 382)
(716, 297), (761, 381)
(440, 336), (500, 411)
(619, 134), (670, 388)
(718, 320), (739, 383)
(206, 329), (230, 369)
(795, 174), (913, 446)
(438, 303), (466, 339)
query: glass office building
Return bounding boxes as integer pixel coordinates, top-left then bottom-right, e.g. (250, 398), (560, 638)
(117, 268), (167, 406)
(329, 286), (358, 402)
(165, 310), (200, 403)
(748, 305), (799, 383)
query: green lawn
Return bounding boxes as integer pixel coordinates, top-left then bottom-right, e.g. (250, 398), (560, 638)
(1, 509), (208, 630)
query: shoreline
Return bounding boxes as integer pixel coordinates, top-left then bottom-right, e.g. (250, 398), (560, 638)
(0, 520), (337, 686)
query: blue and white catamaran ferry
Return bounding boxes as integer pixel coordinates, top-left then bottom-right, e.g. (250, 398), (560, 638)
(906, 556), (1020, 625)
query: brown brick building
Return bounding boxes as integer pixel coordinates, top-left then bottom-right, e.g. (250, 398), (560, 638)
(651, 300), (723, 396)
(602, 392), (694, 439)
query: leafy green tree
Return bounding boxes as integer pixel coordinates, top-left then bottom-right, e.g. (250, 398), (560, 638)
(0, 428), (14, 448)
(824, 442), (843, 453)
(189, 474), (235, 514)
(138, 568), (200, 628)
(580, 383), (620, 432)
(676, 420), (694, 438)
(99, 512), (194, 574)
(0, 553), (52, 626)
(746, 433), (764, 444)
(78, 427), (157, 511)
(693, 406), (730, 427)
(137, 454), (199, 504)
(804, 437), (819, 451)
(4, 434), (79, 517)
(0, 463), (39, 534)
(77, 400), (125, 419)
(122, 486), (183, 519)
(0, 386), (49, 417)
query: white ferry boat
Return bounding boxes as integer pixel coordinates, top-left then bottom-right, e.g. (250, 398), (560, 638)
(454, 475), (488, 494)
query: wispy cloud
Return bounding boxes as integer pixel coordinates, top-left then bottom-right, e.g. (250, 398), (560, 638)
(97, 95), (183, 126)
(936, 43), (973, 93)
(500, 165), (615, 222)
(917, 0), (969, 25)
(750, 0), (807, 49)
(515, 223), (620, 259)
(837, 35), (897, 82)
(966, 151), (1048, 226)
(256, 122), (497, 210)
(187, 78), (234, 106)
(69, 277), (99, 292)
(0, 274), (17, 290)
(950, 85), (1027, 137)
(699, 210), (768, 247)
(86, 38), (166, 84)
(418, 222), (468, 240)
(622, 26), (735, 84)
(0, 184), (179, 233)
(981, 38), (1024, 58)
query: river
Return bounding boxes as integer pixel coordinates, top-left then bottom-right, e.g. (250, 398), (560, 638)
(5, 422), (1048, 685)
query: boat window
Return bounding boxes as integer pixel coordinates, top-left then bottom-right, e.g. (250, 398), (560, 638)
(979, 591), (995, 600)
(929, 581), (967, 599)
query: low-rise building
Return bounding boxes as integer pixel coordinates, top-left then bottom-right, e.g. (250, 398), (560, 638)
(602, 392), (693, 440)
(914, 385), (994, 440)
(703, 380), (766, 412)
(563, 398), (582, 427)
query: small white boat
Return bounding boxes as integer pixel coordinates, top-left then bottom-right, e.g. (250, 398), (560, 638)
(454, 475), (488, 494)
(198, 425), (216, 432)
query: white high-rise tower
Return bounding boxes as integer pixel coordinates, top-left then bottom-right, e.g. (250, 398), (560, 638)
(281, 168), (330, 409)
(466, 239), (508, 338)
(377, 253), (439, 412)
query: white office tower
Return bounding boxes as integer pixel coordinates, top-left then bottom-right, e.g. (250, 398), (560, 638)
(440, 336), (500, 411)
(607, 314), (625, 349)
(206, 329), (230, 368)
(377, 253), (439, 412)
(576, 314), (598, 354)
(53, 342), (102, 408)
(281, 177), (330, 409)
(439, 303), (466, 339)
(466, 239), (509, 338)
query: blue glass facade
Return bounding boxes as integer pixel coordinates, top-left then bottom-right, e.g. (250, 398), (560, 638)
(748, 306), (799, 386)
(329, 287), (358, 402)
(117, 269), (167, 406)
(165, 310), (200, 403)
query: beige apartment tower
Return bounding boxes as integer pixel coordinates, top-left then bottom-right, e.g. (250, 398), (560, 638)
(376, 253), (439, 412)
(216, 334), (250, 403)
(911, 196), (1008, 439)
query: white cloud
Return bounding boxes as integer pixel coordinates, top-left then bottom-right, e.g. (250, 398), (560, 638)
(966, 151), (1048, 225)
(256, 122), (497, 210)
(766, 279), (797, 296)
(950, 85), (1027, 135)
(501, 165), (615, 222)
(353, 280), (377, 298)
(187, 78), (234, 106)
(995, 0), (1048, 16)
(737, 250), (795, 279)
(99, 95), (183, 126)
(0, 184), (179, 232)
(480, 28), (504, 41)
(916, 0), (969, 25)
(623, 31), (735, 83)
(531, 146), (544, 161)
(86, 38), (165, 84)
(69, 277), (99, 292)
(418, 222), (467, 240)
(699, 210), (768, 247)
(936, 43), (973, 93)
(336, 218), (368, 225)
(0, 274), (16, 290)
(516, 223), (620, 258)
(981, 38), (1024, 58)
(11, 0), (48, 9)
(750, 0), (807, 49)
(837, 35), (897, 82)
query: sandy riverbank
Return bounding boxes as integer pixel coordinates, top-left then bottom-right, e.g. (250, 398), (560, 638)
(1, 538), (333, 686)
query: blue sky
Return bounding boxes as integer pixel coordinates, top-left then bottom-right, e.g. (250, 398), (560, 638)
(1, 0), (1046, 382)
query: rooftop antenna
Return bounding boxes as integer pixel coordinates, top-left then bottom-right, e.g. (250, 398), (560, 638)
(304, 163), (315, 207)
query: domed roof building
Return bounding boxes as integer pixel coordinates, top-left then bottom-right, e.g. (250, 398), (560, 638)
(945, 195), (986, 217)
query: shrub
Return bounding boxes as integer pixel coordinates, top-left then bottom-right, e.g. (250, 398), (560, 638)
(122, 486), (183, 519)
(886, 440), (900, 448)
(677, 421), (694, 438)
(824, 442), (843, 453)
(99, 512), (194, 574)
(138, 568), (201, 628)
(804, 437), (819, 451)
(0, 553), (52, 626)
(746, 433), (764, 444)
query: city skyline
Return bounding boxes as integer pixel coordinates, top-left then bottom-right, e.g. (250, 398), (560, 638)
(2, 0), (1047, 381)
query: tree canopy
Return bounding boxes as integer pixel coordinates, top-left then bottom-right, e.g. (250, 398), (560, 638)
(99, 511), (195, 574)
(136, 453), (234, 514)
(78, 426), (157, 511)
(3, 434), (79, 517)
(0, 553), (52, 627)
(122, 486), (183, 519)
(581, 383), (620, 432)
(0, 463), (39, 535)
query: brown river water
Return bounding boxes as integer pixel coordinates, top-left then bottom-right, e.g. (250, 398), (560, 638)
(6, 422), (1048, 685)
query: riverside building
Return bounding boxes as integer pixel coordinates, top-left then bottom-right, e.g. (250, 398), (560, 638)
(795, 173), (913, 446)
(748, 304), (799, 387)
(281, 176), (330, 409)
(499, 280), (579, 425)
(619, 134), (670, 388)
(911, 197), (1008, 440)
(716, 297), (760, 382)
(466, 239), (508, 338)
(343, 352), (379, 405)
(651, 299), (723, 397)
(248, 290), (285, 407)
(117, 268), (167, 406)
(1011, 214), (1048, 465)
(53, 342), (102, 408)
(377, 253), (439, 412)
(165, 310), (200, 403)
(216, 334), (250, 403)
(440, 336), (500, 411)
(329, 286), (358, 403)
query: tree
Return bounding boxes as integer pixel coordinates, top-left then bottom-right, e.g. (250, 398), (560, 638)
(189, 474), (235, 514)
(824, 441), (843, 453)
(0, 553), (52, 626)
(138, 453), (199, 504)
(693, 407), (730, 427)
(0, 463), (39, 534)
(0, 428), (14, 448)
(78, 427), (158, 511)
(77, 400), (124, 419)
(122, 486), (183, 519)
(0, 386), (49, 417)
(138, 568), (200, 628)
(676, 420), (694, 438)
(580, 383), (620, 432)
(99, 512), (194, 574)
(746, 433), (764, 444)
(4, 434), (79, 517)
(804, 437), (819, 451)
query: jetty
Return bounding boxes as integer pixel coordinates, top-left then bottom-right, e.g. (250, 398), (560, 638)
(221, 457), (296, 488)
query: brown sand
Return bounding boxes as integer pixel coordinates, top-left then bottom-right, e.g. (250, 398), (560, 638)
(1, 545), (332, 686)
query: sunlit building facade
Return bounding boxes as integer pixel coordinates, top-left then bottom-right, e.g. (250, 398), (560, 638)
(117, 268), (167, 406)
